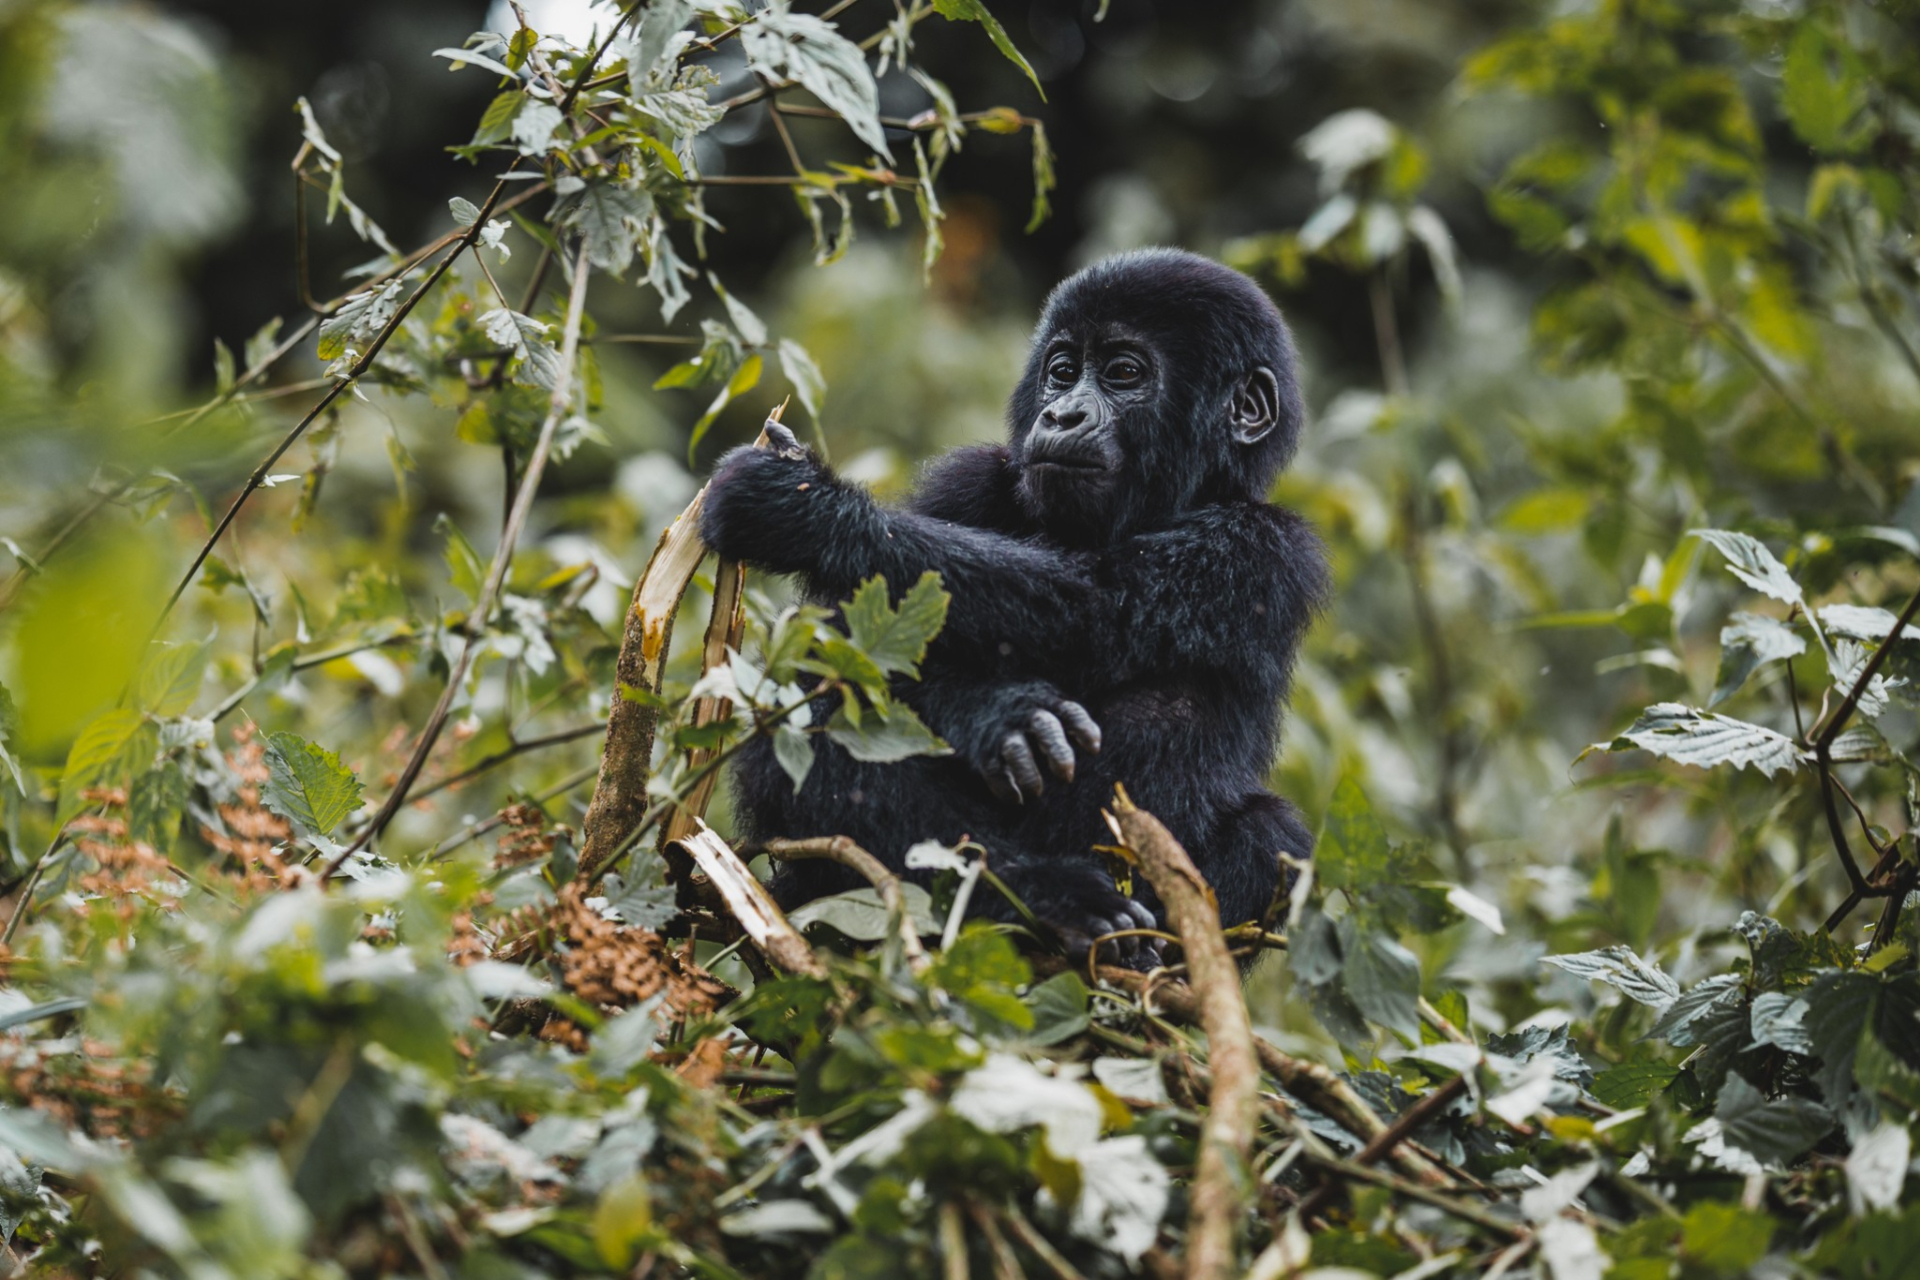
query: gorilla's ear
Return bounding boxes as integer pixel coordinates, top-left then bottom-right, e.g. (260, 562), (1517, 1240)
(1229, 367), (1282, 445)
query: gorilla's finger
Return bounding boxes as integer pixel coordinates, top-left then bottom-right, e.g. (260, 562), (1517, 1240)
(1057, 700), (1102, 754)
(1028, 710), (1075, 781)
(985, 767), (1019, 804)
(763, 422), (806, 457)
(1001, 734), (1044, 798)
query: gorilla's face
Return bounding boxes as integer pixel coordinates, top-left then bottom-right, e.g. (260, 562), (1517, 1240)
(1014, 326), (1158, 539)
(1006, 249), (1304, 548)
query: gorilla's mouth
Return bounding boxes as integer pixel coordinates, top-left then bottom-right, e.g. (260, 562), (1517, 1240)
(1026, 447), (1110, 474)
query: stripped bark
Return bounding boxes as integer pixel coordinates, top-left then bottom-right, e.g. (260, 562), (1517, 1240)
(676, 821), (825, 979)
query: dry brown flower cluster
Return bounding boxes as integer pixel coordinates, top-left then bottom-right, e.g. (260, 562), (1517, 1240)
(68, 790), (177, 917)
(511, 883), (730, 1052)
(0, 1038), (174, 1141)
(197, 723), (296, 892)
(493, 803), (557, 870)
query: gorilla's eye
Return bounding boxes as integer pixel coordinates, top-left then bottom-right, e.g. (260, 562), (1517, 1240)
(1105, 356), (1145, 385)
(1046, 354), (1078, 383)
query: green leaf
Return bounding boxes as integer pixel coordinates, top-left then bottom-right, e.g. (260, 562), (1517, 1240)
(1023, 971), (1090, 1047)
(602, 851), (677, 931)
(707, 274), (767, 347)
(128, 765), (188, 851)
(261, 731), (364, 840)
(826, 700), (949, 763)
(471, 90), (525, 146)
(1591, 1059), (1679, 1109)
(777, 338), (826, 425)
(1543, 946), (1680, 1009)
(1781, 24), (1868, 154)
(212, 337), (235, 396)
(1712, 612), (1805, 708)
(57, 709), (155, 827)
(1026, 120), (1055, 233)
(1681, 1202), (1772, 1273)
(931, 0), (1043, 98)
(686, 352), (764, 465)
(1689, 530), (1802, 606)
(740, 10), (892, 159)
(772, 721), (816, 793)
(434, 514), (486, 604)
(1596, 703), (1803, 777)
(1712, 1072), (1834, 1166)
(136, 640), (210, 718)
(568, 180), (653, 277)
(841, 573), (950, 678)
(0, 680), (27, 796)
(790, 883), (937, 940)
(1338, 917), (1422, 1041)
(1316, 775), (1391, 893)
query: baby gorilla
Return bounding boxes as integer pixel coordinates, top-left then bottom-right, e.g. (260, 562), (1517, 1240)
(700, 249), (1327, 967)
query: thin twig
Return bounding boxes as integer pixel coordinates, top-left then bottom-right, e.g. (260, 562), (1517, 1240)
(325, 242), (595, 877)
(765, 836), (928, 970)
(409, 722), (605, 803)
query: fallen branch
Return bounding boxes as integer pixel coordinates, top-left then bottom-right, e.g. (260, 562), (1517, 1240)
(1296, 1074), (1470, 1222)
(1106, 785), (1258, 1280)
(677, 821), (826, 980)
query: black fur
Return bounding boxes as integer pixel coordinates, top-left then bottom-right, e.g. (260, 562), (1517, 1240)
(699, 249), (1328, 965)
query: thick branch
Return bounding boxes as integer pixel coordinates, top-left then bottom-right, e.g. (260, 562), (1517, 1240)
(1107, 785), (1257, 1280)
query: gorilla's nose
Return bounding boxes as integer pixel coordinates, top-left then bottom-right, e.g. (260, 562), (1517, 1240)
(1046, 405), (1089, 430)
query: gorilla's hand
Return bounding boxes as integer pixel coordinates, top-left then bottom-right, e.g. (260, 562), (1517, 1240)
(1011, 860), (1163, 970)
(698, 430), (834, 570)
(963, 682), (1101, 803)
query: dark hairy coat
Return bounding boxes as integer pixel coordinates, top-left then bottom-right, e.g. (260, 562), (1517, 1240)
(699, 249), (1329, 959)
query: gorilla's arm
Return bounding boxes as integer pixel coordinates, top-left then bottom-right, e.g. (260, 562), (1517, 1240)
(699, 444), (1326, 686)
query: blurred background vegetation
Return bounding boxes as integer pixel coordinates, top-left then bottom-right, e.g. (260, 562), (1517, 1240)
(2, 0), (1919, 1107)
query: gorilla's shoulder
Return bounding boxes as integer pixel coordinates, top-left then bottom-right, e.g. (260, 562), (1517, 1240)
(907, 445), (1027, 530)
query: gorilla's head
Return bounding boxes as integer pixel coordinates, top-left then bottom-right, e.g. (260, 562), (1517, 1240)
(1006, 249), (1305, 546)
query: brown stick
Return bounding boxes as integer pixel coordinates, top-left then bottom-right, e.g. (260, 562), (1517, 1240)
(1296, 1073), (1470, 1221)
(676, 821), (825, 979)
(1106, 785), (1256, 1280)
(765, 836), (928, 971)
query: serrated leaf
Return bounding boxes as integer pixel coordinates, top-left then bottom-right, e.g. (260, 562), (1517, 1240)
(1646, 973), (1745, 1046)
(1782, 24), (1868, 154)
(1690, 530), (1802, 605)
(930, 0), (1042, 97)
(1544, 946), (1680, 1009)
(449, 196), (481, 227)
(1748, 992), (1814, 1056)
(841, 572), (950, 678)
(1713, 612), (1805, 707)
(1712, 1072), (1834, 1166)
(741, 8), (892, 160)
(1600, 702), (1802, 776)
(601, 848), (676, 930)
(1818, 603), (1920, 643)
(317, 276), (407, 363)
(261, 731), (364, 840)
(1338, 916), (1421, 1041)
(478, 307), (564, 389)
(1590, 1059), (1679, 1108)
(566, 180), (653, 277)
(1024, 972), (1090, 1047)
(1316, 775), (1391, 892)
(825, 700), (949, 763)
(471, 90), (524, 145)
(128, 765), (188, 851)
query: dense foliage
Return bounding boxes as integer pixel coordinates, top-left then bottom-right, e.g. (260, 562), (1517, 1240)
(0, 0), (1919, 1276)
